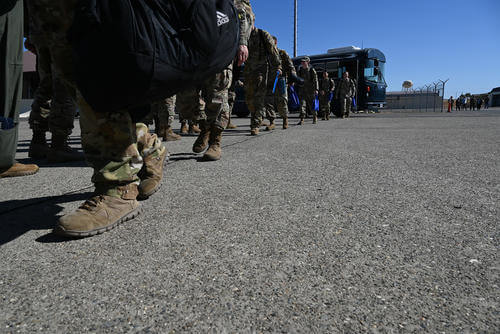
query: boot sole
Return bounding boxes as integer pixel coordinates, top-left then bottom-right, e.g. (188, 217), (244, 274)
(54, 206), (142, 238)
(0, 169), (39, 178)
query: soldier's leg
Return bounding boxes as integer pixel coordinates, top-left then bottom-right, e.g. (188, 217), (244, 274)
(276, 88), (289, 129)
(155, 96), (180, 141)
(309, 95), (318, 123)
(28, 45), (52, 158)
(227, 89), (237, 129)
(345, 97), (352, 118)
(246, 75), (266, 134)
(0, 1), (39, 177)
(298, 93), (307, 125)
(201, 66), (232, 160)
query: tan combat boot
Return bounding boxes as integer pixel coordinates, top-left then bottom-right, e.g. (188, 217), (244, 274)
(189, 123), (201, 134)
(265, 118), (276, 131)
(0, 162), (39, 178)
(192, 121), (210, 153)
(313, 116), (318, 124)
(226, 122), (237, 129)
(157, 125), (181, 142)
(283, 117), (289, 129)
(29, 130), (49, 159)
(47, 134), (85, 163)
(54, 184), (141, 237)
(180, 121), (188, 135)
(250, 128), (259, 136)
(203, 126), (223, 161)
(297, 117), (304, 125)
(138, 148), (167, 200)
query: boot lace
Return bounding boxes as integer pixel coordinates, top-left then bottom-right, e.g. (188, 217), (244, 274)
(80, 195), (106, 211)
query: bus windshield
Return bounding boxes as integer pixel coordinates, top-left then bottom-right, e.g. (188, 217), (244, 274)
(364, 59), (385, 84)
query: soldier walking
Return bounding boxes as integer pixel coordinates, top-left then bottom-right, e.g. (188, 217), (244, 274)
(336, 71), (356, 118)
(319, 72), (335, 120)
(25, 0), (83, 162)
(297, 57), (318, 125)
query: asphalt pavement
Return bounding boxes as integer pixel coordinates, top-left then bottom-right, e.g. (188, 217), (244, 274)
(1, 109), (499, 333)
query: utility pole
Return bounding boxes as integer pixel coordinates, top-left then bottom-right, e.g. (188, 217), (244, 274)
(438, 79), (449, 113)
(294, 0), (298, 57)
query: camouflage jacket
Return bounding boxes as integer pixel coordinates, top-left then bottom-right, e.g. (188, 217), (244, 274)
(279, 49), (296, 81)
(234, 0), (253, 47)
(244, 28), (282, 75)
(319, 77), (335, 93)
(297, 66), (319, 93)
(336, 77), (356, 98)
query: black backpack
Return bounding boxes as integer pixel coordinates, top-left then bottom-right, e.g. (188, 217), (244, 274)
(70, 0), (240, 114)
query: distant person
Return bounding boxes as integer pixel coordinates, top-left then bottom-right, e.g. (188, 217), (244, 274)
(447, 96), (453, 112)
(319, 72), (335, 120)
(477, 98), (482, 110)
(0, 0), (39, 178)
(484, 96), (489, 109)
(297, 56), (319, 125)
(455, 97), (461, 111)
(335, 71), (356, 118)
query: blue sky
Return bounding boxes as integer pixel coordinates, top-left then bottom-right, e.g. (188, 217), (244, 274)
(250, 0), (500, 96)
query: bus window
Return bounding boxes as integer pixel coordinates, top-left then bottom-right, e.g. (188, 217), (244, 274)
(365, 59), (385, 83)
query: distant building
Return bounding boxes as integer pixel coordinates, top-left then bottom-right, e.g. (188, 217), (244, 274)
(488, 87), (500, 107)
(385, 91), (442, 110)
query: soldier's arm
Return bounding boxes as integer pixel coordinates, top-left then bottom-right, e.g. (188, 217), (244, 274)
(262, 30), (282, 72)
(234, 0), (253, 47)
(312, 69), (319, 91)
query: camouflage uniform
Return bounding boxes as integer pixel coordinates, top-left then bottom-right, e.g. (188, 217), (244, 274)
(176, 88), (205, 125)
(244, 28), (281, 130)
(32, 0), (163, 198)
(150, 95), (176, 128)
(26, 0), (77, 138)
(298, 64), (319, 119)
(319, 76), (335, 119)
(266, 48), (295, 120)
(336, 76), (356, 117)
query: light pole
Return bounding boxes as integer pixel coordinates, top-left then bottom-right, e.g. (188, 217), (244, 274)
(294, 0), (298, 57)
(438, 79), (449, 113)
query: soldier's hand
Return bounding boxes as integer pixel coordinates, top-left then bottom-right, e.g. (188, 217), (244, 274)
(237, 45), (249, 66)
(277, 69), (282, 76)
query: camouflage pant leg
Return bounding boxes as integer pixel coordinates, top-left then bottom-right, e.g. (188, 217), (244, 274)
(202, 65), (232, 129)
(275, 87), (289, 119)
(245, 74), (267, 128)
(319, 95), (330, 117)
(339, 97), (351, 116)
(300, 94), (316, 118)
(177, 88), (205, 123)
(48, 70), (77, 137)
(78, 96), (164, 198)
(151, 96), (175, 127)
(228, 89), (236, 114)
(29, 45), (52, 132)
(265, 80), (277, 120)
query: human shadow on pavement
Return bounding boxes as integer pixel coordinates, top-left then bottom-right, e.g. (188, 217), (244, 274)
(168, 153), (201, 163)
(0, 191), (92, 246)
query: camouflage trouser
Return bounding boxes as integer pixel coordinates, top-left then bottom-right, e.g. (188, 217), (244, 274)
(147, 96), (175, 128)
(228, 88), (236, 113)
(265, 78), (288, 120)
(339, 97), (352, 117)
(78, 95), (164, 197)
(201, 65), (232, 130)
(176, 88), (205, 124)
(245, 71), (268, 129)
(35, 0), (163, 198)
(28, 44), (77, 137)
(300, 93), (316, 118)
(319, 94), (331, 117)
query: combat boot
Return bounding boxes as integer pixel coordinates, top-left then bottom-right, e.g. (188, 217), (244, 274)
(138, 148), (167, 200)
(203, 126), (223, 161)
(29, 130), (49, 159)
(283, 117), (289, 129)
(297, 117), (304, 125)
(156, 125), (181, 142)
(193, 121), (210, 153)
(189, 123), (201, 134)
(313, 116), (318, 124)
(54, 184), (141, 237)
(250, 128), (259, 136)
(265, 118), (276, 131)
(47, 134), (85, 163)
(180, 121), (188, 135)
(0, 162), (39, 178)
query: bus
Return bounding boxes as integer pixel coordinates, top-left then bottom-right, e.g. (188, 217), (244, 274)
(293, 46), (387, 113)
